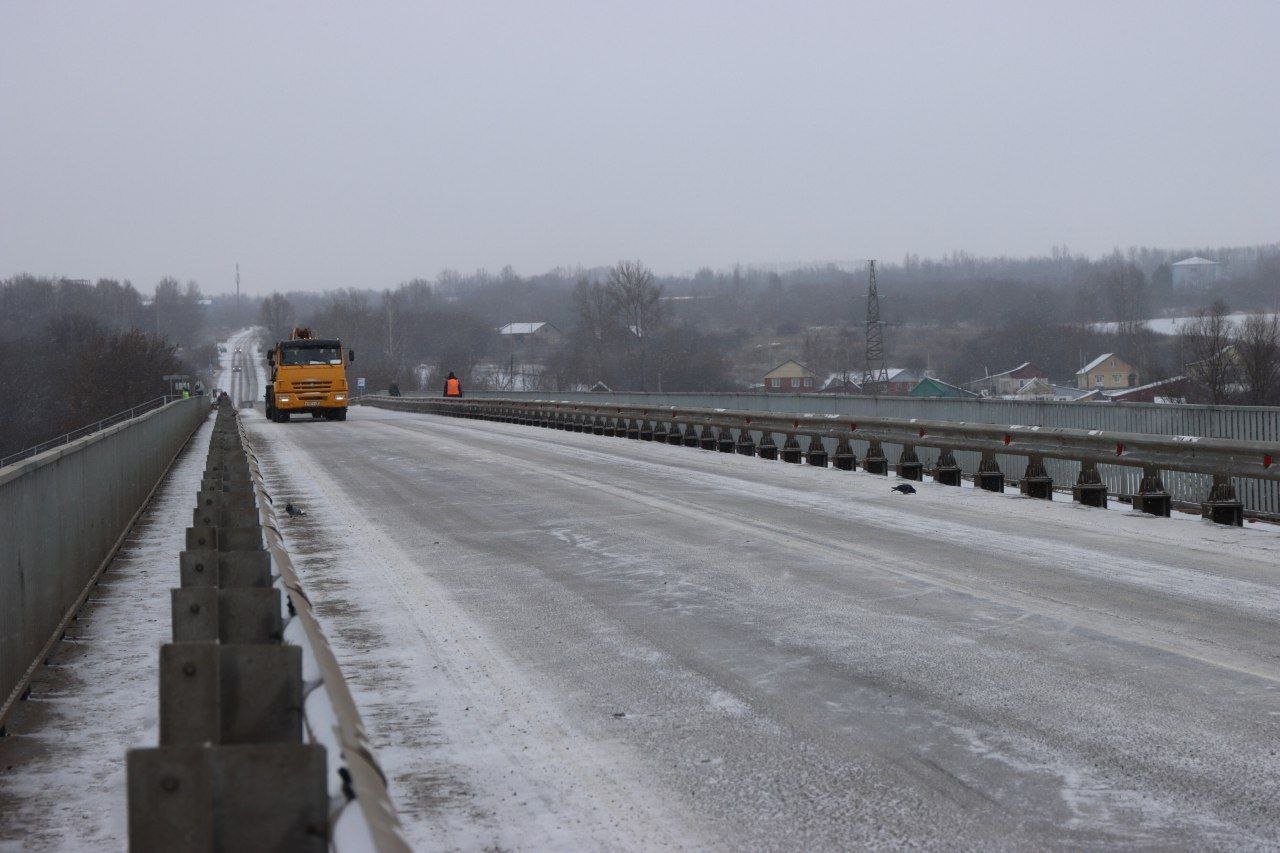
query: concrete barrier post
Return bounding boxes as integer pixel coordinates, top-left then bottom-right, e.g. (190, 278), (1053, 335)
(895, 444), (923, 480)
(975, 451), (1004, 492)
(1132, 466), (1172, 517)
(1071, 461), (1108, 507)
(863, 439), (888, 475)
(932, 448), (961, 486)
(1202, 474), (1244, 526)
(758, 432), (779, 460)
(780, 434), (803, 464)
(735, 428), (756, 456)
(805, 435), (828, 467)
(832, 437), (857, 471)
(1019, 454), (1053, 500)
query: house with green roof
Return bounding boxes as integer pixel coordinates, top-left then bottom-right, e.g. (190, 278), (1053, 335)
(909, 377), (978, 398)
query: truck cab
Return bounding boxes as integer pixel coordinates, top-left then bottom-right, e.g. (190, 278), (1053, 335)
(265, 328), (355, 422)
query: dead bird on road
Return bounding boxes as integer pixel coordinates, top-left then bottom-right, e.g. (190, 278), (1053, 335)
(891, 484), (917, 495)
(285, 502), (307, 517)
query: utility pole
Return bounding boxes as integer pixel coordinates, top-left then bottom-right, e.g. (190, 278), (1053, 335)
(862, 260), (888, 391)
(235, 263), (241, 323)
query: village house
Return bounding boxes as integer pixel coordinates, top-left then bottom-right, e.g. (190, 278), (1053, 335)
(909, 377), (977, 398)
(1014, 378), (1095, 401)
(881, 368), (932, 396)
(762, 359), (816, 392)
(498, 321), (563, 353)
(968, 362), (1049, 397)
(1104, 375), (1190, 403)
(817, 373), (864, 395)
(1076, 353), (1139, 390)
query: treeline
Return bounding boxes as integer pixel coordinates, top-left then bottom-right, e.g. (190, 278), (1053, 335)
(253, 241), (1278, 395)
(0, 275), (215, 457)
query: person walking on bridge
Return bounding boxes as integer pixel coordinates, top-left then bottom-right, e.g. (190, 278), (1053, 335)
(443, 371), (462, 398)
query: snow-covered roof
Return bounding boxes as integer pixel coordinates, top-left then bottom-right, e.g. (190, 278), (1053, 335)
(1077, 353), (1114, 375)
(1172, 256), (1217, 267)
(1102, 375), (1187, 397)
(499, 322), (548, 335)
(819, 372), (862, 390)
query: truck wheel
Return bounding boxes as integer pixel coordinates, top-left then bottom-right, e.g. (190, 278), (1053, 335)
(333, 409), (347, 421)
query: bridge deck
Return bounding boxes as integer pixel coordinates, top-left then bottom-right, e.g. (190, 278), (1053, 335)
(245, 403), (1280, 849)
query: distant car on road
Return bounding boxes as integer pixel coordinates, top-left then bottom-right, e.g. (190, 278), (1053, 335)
(233, 366), (242, 372)
(234, 347), (242, 353)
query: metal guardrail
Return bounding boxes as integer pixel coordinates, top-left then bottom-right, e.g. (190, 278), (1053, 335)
(364, 396), (1275, 526)
(126, 396), (409, 851)
(0, 395), (178, 468)
(457, 388), (1280, 515)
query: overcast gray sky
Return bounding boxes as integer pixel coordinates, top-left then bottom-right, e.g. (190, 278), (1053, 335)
(2, 1), (1277, 294)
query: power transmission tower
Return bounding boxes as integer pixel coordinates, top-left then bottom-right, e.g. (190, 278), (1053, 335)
(862, 260), (888, 390)
(235, 263), (241, 321)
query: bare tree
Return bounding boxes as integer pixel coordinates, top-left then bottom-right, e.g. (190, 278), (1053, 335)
(1235, 311), (1280, 405)
(1179, 301), (1236, 404)
(259, 293), (294, 343)
(606, 260), (664, 389)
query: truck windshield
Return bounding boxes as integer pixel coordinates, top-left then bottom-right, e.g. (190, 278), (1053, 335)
(280, 346), (341, 365)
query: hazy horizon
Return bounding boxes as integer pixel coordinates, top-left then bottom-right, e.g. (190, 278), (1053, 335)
(3, 1), (1277, 295)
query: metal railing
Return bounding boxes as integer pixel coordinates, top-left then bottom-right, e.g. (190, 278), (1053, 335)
(363, 396), (1277, 526)
(126, 397), (409, 851)
(1, 395), (177, 468)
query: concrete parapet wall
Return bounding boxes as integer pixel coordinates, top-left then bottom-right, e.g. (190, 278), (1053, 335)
(0, 397), (207, 720)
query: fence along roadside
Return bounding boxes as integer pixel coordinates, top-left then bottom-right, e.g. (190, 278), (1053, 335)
(126, 396), (409, 852)
(364, 396), (1274, 527)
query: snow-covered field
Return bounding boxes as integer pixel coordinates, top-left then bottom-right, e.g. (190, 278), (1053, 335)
(1092, 311), (1278, 335)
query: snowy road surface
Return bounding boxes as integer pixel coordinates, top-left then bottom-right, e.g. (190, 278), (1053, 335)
(247, 402), (1280, 849)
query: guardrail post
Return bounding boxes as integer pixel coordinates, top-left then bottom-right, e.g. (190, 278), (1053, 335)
(863, 439), (888, 475)
(895, 444), (923, 480)
(735, 428), (756, 456)
(699, 425), (718, 450)
(1019, 454), (1053, 500)
(805, 435), (828, 467)
(638, 419), (653, 440)
(682, 424), (701, 448)
(975, 451), (1004, 492)
(832, 437), (856, 470)
(653, 420), (669, 442)
(1072, 461), (1108, 507)
(666, 421), (684, 445)
(1132, 466), (1172, 517)
(625, 418), (641, 439)
(1202, 474), (1244, 526)
(130, 399), (330, 851)
(717, 427), (736, 453)
(592, 415), (606, 436)
(932, 448), (961, 486)
(780, 434), (803, 463)
(758, 432), (779, 460)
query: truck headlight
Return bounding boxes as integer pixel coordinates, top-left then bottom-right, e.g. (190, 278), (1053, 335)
(278, 395), (291, 402)
(334, 394), (346, 401)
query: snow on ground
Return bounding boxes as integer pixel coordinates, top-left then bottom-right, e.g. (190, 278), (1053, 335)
(244, 409), (705, 849)
(240, 399), (1280, 848)
(0, 416), (214, 851)
(1091, 311), (1278, 335)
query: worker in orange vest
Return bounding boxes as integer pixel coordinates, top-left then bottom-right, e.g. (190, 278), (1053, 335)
(443, 372), (462, 397)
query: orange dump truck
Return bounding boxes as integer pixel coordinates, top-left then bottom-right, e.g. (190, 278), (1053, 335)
(264, 327), (355, 422)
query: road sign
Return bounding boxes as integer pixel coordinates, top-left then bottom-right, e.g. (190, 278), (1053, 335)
(357, 377), (366, 389)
